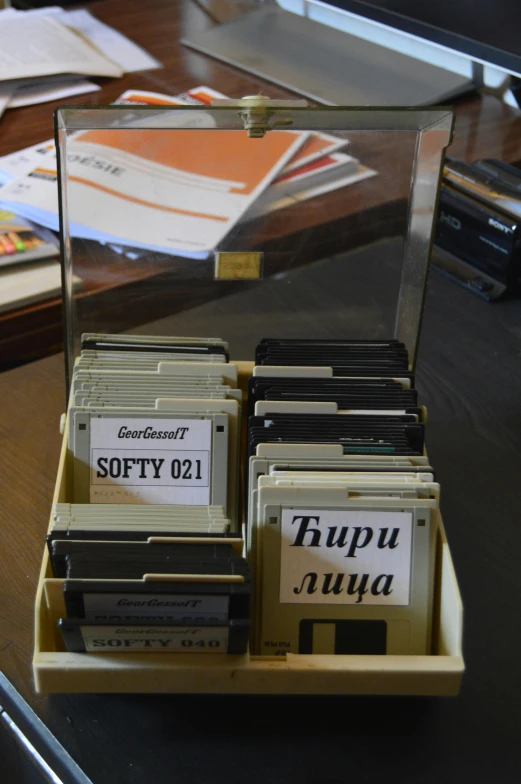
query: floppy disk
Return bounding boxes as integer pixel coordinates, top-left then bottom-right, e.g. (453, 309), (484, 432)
(50, 537), (242, 578)
(59, 618), (249, 653)
(68, 408), (229, 508)
(81, 333), (229, 351)
(62, 574), (249, 622)
(255, 485), (437, 657)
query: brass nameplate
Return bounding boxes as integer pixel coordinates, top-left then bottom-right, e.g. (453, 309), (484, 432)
(214, 252), (263, 280)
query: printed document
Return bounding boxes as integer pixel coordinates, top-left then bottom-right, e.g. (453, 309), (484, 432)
(8, 76), (99, 109)
(0, 85), (376, 257)
(0, 16), (122, 82)
(0, 87), (307, 256)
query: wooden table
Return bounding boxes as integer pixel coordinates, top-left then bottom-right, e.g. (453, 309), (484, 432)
(2, 0), (521, 369)
(1, 2), (520, 783)
(2, 237), (521, 783)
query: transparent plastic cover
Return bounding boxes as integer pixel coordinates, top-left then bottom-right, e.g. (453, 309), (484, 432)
(54, 103), (453, 383)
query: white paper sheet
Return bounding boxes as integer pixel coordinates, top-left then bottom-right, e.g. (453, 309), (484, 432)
(0, 16), (122, 81)
(245, 152), (377, 218)
(0, 104), (307, 256)
(0, 87), (218, 185)
(0, 85), (377, 257)
(59, 9), (161, 73)
(0, 139), (55, 186)
(8, 76), (100, 108)
(0, 260), (80, 314)
(1, 6), (161, 74)
(245, 165), (377, 218)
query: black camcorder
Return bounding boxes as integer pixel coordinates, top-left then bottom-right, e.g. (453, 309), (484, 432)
(433, 157), (521, 300)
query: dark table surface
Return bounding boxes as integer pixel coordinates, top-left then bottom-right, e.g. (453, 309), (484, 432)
(2, 237), (521, 783)
(1, 1), (521, 783)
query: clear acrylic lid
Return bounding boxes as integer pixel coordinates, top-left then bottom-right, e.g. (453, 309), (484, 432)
(54, 99), (453, 385)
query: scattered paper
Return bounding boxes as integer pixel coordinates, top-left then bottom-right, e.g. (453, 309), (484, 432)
(0, 140), (56, 186)
(115, 86), (224, 106)
(246, 164), (377, 218)
(58, 9), (161, 73)
(245, 152), (376, 218)
(8, 76), (100, 109)
(0, 85), (377, 264)
(0, 260), (80, 314)
(0, 123), (307, 257)
(281, 132), (348, 174)
(0, 6), (160, 80)
(0, 16), (122, 82)
(0, 87), (222, 185)
(274, 152), (361, 191)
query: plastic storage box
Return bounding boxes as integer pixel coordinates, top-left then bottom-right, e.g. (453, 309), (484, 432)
(33, 99), (464, 694)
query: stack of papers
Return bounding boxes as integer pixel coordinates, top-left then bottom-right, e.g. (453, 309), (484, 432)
(0, 85), (377, 312)
(0, 261), (80, 315)
(0, 6), (161, 117)
(0, 86), (376, 263)
(0, 5), (160, 312)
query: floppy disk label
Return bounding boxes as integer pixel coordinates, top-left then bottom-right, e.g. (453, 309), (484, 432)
(80, 624), (230, 652)
(83, 593), (229, 621)
(280, 509), (412, 606)
(89, 417), (211, 504)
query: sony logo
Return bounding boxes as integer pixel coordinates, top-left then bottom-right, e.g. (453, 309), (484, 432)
(488, 217), (513, 234)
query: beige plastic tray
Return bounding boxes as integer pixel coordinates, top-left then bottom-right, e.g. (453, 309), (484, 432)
(33, 362), (464, 695)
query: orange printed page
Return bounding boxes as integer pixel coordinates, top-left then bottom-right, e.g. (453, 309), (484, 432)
(112, 88), (347, 180)
(117, 94), (184, 106)
(77, 128), (304, 196)
(0, 90), (307, 257)
(115, 87), (224, 106)
(185, 87), (222, 105)
(186, 88), (349, 174)
(281, 133), (348, 174)
(274, 154), (342, 185)
(246, 151), (376, 220)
